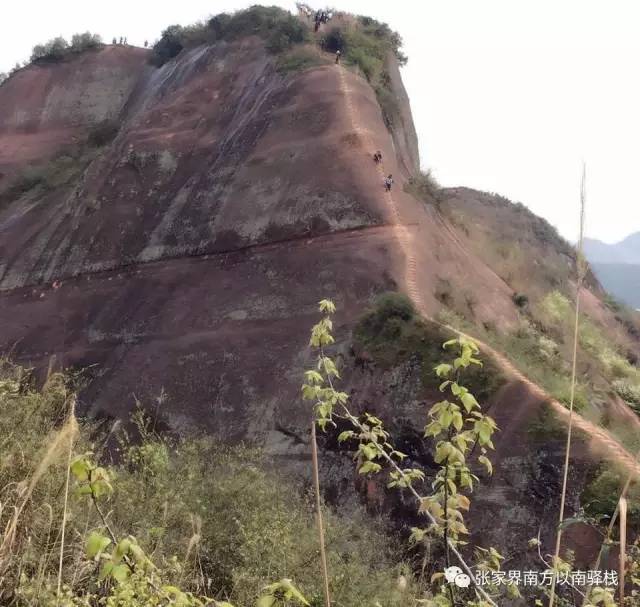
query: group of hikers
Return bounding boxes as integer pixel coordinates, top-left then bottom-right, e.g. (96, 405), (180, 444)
(372, 150), (394, 191)
(112, 37), (149, 48)
(314, 9), (333, 31)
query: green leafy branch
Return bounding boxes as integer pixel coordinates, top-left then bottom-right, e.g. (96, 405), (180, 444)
(302, 300), (501, 607)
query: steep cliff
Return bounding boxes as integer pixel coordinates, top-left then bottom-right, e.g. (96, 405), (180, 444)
(0, 33), (520, 431)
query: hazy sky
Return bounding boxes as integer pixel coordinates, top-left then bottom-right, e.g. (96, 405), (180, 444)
(2, 1), (638, 244)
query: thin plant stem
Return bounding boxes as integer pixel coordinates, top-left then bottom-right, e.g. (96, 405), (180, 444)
(582, 450), (640, 604)
(318, 344), (497, 607)
(548, 164), (586, 607)
(57, 399), (76, 601)
(619, 497), (627, 605)
(311, 422), (331, 607)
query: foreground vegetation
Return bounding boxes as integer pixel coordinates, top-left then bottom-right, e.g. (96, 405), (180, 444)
(2, 295), (639, 605)
(0, 362), (412, 606)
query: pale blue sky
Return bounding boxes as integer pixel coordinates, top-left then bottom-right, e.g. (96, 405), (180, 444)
(2, 1), (639, 244)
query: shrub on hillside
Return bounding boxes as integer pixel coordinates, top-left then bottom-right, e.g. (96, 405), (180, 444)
(613, 379), (640, 411)
(31, 36), (68, 62)
(0, 150), (94, 209)
(512, 292), (529, 308)
(0, 363), (415, 606)
(276, 47), (323, 73)
(371, 291), (415, 322)
(31, 32), (103, 63)
(70, 31), (103, 52)
(405, 170), (440, 202)
(582, 467), (640, 524)
(87, 118), (120, 147)
(151, 7), (309, 66)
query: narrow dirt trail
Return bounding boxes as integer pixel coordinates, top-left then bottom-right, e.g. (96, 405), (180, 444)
(337, 66), (640, 478)
(0, 223), (398, 295)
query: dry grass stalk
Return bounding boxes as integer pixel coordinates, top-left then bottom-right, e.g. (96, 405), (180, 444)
(0, 401), (79, 572)
(548, 165), (586, 607)
(311, 422), (331, 607)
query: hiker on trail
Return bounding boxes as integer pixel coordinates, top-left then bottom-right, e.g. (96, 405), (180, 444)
(124, 37), (128, 45)
(335, 50), (341, 64)
(373, 150), (382, 164)
(314, 10), (321, 31)
(144, 40), (148, 48)
(384, 174), (394, 191)
(119, 37), (123, 45)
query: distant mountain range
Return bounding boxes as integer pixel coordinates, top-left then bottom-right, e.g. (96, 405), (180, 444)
(584, 232), (640, 308)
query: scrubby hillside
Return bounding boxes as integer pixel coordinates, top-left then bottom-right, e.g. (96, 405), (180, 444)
(1, 6), (640, 605)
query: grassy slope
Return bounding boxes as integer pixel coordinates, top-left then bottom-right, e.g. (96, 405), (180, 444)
(417, 187), (640, 450)
(0, 362), (415, 606)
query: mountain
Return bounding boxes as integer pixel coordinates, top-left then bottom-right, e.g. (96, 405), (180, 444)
(590, 262), (640, 308)
(584, 232), (640, 264)
(2, 7), (640, 580)
(584, 232), (640, 307)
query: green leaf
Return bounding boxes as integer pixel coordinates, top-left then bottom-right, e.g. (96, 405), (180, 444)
(424, 421), (442, 437)
(434, 363), (453, 378)
(86, 531), (111, 559)
(358, 461), (382, 475)
(98, 561), (113, 581)
(70, 457), (90, 482)
(90, 478), (113, 498)
(460, 392), (478, 412)
(318, 299), (336, 314)
(359, 443), (378, 460)
(478, 455), (493, 475)
(113, 538), (131, 563)
(438, 380), (452, 392)
(111, 563), (130, 583)
(452, 411), (463, 431)
(337, 430), (355, 443)
(304, 370), (324, 385)
(279, 579), (310, 605)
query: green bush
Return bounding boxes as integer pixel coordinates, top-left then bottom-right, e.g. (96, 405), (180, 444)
(613, 379), (640, 412)
(151, 7), (310, 66)
(0, 364), (415, 606)
(404, 170), (440, 202)
(87, 119), (120, 147)
(512, 293), (529, 308)
(358, 291), (415, 333)
(0, 150), (96, 209)
(355, 295), (504, 400)
(321, 26), (346, 53)
(150, 24), (188, 65)
(582, 467), (640, 525)
(70, 31), (103, 52)
(276, 48), (323, 73)
(31, 33), (102, 63)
